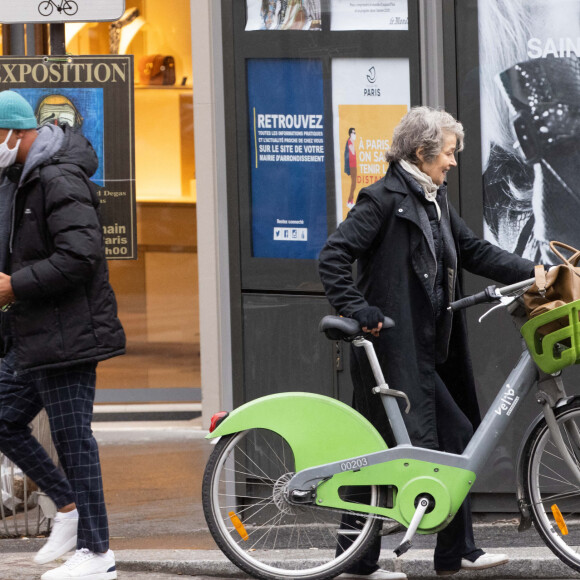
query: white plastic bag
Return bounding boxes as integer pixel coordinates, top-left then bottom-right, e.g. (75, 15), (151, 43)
(1, 455), (23, 512)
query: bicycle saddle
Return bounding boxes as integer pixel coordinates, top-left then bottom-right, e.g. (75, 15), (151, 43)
(319, 315), (395, 341)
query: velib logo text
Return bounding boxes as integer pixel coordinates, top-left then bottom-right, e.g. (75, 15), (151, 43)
(495, 384), (520, 416)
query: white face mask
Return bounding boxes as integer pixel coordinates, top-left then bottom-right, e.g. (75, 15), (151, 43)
(0, 130), (20, 169)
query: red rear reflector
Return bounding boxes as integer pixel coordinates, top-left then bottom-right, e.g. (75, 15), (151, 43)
(209, 411), (229, 433)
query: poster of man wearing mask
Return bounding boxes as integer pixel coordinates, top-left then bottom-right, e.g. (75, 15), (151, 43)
(479, 0), (580, 263)
(0, 56), (136, 260)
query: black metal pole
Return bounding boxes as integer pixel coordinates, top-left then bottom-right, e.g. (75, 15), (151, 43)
(10, 23), (26, 55)
(49, 23), (66, 55)
(26, 23), (36, 56)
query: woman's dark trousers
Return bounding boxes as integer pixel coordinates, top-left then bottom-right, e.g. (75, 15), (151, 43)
(336, 372), (483, 574)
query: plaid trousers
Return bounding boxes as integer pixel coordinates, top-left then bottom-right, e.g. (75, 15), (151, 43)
(0, 350), (109, 553)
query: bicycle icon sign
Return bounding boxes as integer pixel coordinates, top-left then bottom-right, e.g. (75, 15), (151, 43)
(0, 0), (123, 23)
(38, 0), (78, 17)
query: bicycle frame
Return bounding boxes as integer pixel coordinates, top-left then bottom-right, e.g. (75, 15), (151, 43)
(286, 338), (539, 532)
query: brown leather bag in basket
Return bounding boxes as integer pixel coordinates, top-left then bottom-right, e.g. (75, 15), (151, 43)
(523, 241), (580, 335)
(138, 55), (176, 86)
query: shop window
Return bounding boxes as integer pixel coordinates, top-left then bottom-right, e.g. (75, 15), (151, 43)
(65, 1), (199, 404)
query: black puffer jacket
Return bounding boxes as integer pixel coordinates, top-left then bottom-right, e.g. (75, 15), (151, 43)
(2, 125), (126, 371)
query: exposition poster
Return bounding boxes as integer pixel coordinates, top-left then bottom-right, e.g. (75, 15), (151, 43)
(332, 58), (410, 223)
(0, 56), (136, 260)
(246, 0), (322, 30)
(330, 0), (408, 31)
(248, 59), (327, 259)
(478, 0), (580, 263)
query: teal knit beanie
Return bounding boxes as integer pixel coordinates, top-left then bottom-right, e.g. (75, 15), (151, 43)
(0, 91), (37, 130)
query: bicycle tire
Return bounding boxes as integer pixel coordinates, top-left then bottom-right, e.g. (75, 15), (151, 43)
(524, 397), (580, 573)
(202, 429), (383, 580)
(38, 1), (53, 16)
(63, 0), (78, 16)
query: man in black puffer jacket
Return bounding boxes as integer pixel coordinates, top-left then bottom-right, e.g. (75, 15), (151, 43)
(0, 91), (124, 580)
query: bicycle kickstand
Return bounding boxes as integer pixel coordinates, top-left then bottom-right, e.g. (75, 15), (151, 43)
(394, 496), (430, 557)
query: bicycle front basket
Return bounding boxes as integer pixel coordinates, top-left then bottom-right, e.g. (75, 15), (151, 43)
(521, 299), (580, 374)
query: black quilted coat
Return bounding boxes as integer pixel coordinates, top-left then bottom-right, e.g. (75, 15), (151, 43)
(319, 162), (535, 448)
(3, 126), (126, 371)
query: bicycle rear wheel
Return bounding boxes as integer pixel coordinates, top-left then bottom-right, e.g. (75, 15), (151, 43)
(524, 398), (580, 572)
(202, 429), (383, 580)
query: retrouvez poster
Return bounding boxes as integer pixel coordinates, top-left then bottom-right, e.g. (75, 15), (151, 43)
(0, 56), (136, 260)
(248, 59), (327, 259)
(478, 0), (580, 263)
(332, 58), (410, 223)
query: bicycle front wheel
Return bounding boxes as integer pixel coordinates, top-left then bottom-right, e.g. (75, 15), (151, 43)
(202, 429), (383, 580)
(38, 1), (53, 16)
(63, 1), (78, 15)
(524, 398), (580, 572)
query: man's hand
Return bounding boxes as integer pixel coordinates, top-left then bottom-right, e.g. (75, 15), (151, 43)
(0, 273), (15, 308)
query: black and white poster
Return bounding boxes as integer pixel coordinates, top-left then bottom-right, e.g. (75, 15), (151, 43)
(479, 0), (580, 262)
(246, 0), (322, 30)
(0, 56), (136, 260)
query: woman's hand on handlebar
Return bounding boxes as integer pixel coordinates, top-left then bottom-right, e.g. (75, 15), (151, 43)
(352, 306), (384, 337)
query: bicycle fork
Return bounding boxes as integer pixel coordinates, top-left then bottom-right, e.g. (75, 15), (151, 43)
(516, 372), (580, 531)
(536, 374), (580, 483)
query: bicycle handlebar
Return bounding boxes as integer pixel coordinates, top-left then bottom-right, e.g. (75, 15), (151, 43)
(448, 277), (536, 313)
(448, 286), (498, 312)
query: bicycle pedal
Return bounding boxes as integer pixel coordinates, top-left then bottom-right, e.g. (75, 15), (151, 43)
(393, 496), (430, 557)
(394, 540), (412, 557)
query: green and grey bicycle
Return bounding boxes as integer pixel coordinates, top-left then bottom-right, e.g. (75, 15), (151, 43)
(202, 278), (580, 580)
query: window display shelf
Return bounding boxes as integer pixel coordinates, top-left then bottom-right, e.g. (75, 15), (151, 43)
(135, 85), (193, 90)
(137, 195), (196, 204)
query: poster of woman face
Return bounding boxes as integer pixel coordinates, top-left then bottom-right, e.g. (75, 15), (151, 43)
(479, 0), (580, 262)
(245, 0), (322, 31)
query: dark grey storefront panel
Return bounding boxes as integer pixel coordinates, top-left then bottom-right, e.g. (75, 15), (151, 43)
(453, 0), (535, 501)
(224, 0), (422, 293)
(453, 0), (580, 505)
(241, 294), (337, 405)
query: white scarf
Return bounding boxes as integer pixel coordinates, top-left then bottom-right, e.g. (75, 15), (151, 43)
(399, 159), (441, 221)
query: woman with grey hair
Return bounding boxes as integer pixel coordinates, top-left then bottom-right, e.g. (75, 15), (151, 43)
(319, 106), (535, 578)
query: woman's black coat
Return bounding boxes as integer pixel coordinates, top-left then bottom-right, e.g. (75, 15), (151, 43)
(319, 162), (535, 449)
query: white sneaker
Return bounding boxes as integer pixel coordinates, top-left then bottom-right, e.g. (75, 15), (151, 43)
(41, 549), (117, 580)
(347, 201), (355, 209)
(461, 552), (508, 570)
(338, 570), (407, 580)
(34, 512), (78, 564)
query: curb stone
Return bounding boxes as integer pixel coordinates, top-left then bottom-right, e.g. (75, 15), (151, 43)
(113, 547), (580, 578)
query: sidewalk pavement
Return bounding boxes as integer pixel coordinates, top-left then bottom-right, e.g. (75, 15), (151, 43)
(3, 417), (580, 579)
(2, 546), (580, 579)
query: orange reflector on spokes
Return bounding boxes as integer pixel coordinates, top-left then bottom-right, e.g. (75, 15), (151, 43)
(551, 504), (569, 535)
(229, 511), (249, 541)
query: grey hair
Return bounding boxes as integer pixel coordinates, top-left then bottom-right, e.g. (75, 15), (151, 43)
(385, 106), (464, 164)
